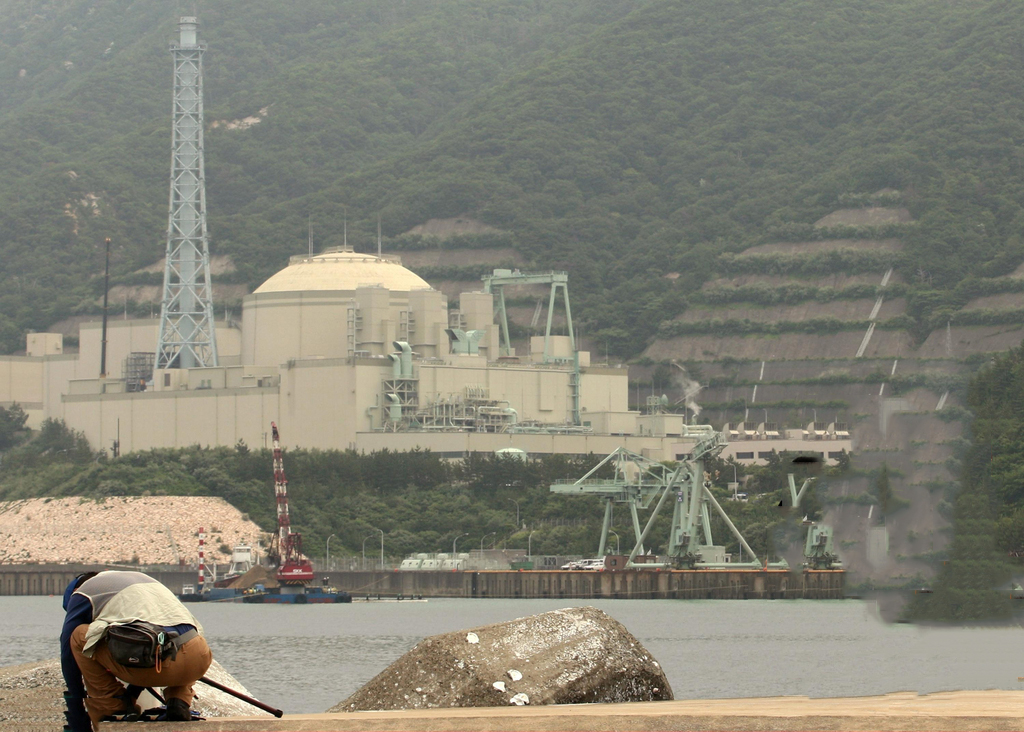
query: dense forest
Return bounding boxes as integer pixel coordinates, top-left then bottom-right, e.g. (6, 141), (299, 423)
(0, 0), (1022, 354)
(0, 414), (835, 562)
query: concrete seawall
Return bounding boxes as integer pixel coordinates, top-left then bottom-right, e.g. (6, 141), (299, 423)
(0, 565), (843, 599)
(0, 564), (191, 596)
(95, 692), (1024, 732)
(337, 567), (844, 599)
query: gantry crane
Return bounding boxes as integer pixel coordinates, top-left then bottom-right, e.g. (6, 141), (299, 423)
(482, 269), (573, 361)
(271, 422), (314, 585)
(551, 428), (786, 569)
(785, 472), (841, 569)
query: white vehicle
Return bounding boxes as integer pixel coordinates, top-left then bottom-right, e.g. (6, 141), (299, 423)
(560, 558), (605, 571)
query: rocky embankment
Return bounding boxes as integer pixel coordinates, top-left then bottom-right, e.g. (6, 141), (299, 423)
(0, 497), (266, 564)
(0, 658), (270, 732)
(333, 606), (671, 711)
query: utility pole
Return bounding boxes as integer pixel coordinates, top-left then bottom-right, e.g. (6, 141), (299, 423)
(362, 533), (375, 570)
(100, 237), (111, 378)
(508, 498), (520, 528)
(326, 534), (336, 570)
(481, 531), (496, 553)
(452, 532), (468, 554)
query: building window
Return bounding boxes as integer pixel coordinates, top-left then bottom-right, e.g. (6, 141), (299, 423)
(735, 452), (754, 460)
(828, 451), (845, 459)
(758, 452), (773, 459)
(164, 373), (171, 387)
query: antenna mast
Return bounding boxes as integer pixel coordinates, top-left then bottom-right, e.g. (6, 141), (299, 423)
(156, 16), (219, 370)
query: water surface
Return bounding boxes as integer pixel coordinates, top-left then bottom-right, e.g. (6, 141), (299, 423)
(6, 597), (1023, 714)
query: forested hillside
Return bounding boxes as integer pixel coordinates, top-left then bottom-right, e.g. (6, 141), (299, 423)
(0, 0), (1023, 355)
(0, 417), (830, 562)
(906, 344), (1024, 621)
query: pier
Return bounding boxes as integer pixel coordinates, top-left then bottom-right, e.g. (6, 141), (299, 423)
(337, 568), (844, 599)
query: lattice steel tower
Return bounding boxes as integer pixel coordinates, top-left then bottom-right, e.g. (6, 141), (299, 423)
(156, 16), (218, 369)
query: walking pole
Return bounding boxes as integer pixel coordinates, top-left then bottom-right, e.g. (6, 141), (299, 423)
(198, 676), (284, 718)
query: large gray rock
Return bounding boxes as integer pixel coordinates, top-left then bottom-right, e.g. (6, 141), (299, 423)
(332, 606), (672, 712)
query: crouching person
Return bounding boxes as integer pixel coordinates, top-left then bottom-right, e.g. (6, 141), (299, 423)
(60, 570), (212, 730)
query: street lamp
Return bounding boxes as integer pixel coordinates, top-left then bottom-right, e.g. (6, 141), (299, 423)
(480, 531), (496, 552)
(377, 528), (385, 570)
(508, 498), (520, 528)
(528, 529), (537, 557)
(453, 532), (469, 554)
(362, 533), (376, 570)
(326, 533), (336, 570)
(608, 529), (620, 555)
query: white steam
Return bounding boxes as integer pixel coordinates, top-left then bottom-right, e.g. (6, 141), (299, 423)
(671, 360), (702, 419)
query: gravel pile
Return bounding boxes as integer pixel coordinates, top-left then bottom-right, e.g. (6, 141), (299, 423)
(0, 496), (268, 564)
(332, 606), (672, 712)
(0, 659), (67, 732)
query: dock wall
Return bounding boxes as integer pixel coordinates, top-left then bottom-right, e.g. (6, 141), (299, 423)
(337, 568), (844, 599)
(0, 565), (844, 599)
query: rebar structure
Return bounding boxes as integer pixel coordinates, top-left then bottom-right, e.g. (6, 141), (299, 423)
(123, 352), (155, 392)
(156, 16), (218, 369)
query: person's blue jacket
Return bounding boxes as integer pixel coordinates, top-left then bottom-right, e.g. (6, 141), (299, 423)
(60, 577), (94, 699)
(60, 576), (94, 731)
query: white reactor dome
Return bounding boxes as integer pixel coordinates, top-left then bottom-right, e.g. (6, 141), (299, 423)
(253, 247), (431, 294)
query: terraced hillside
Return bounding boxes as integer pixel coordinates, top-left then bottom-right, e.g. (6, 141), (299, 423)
(632, 201), (1024, 588)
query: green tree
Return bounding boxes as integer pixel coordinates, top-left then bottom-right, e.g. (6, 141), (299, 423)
(875, 463), (892, 517)
(0, 403), (29, 450)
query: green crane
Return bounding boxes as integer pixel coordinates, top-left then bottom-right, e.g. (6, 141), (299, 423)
(482, 269), (572, 362)
(551, 429), (783, 568)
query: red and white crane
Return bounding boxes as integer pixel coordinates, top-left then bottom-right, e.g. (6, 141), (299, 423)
(197, 527), (206, 592)
(271, 421), (314, 584)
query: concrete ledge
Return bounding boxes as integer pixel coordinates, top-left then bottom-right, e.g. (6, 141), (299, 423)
(104, 691), (1024, 731)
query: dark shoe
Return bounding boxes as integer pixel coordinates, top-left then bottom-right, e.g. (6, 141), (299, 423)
(165, 697), (192, 722)
(118, 686), (143, 719)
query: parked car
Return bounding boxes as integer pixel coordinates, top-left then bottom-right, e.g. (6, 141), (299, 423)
(560, 558), (605, 571)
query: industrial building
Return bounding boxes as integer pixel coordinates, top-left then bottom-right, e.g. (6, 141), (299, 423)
(0, 248), (662, 456)
(0, 249), (851, 462)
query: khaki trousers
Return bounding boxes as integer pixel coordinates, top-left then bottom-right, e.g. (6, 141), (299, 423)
(70, 624), (213, 725)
